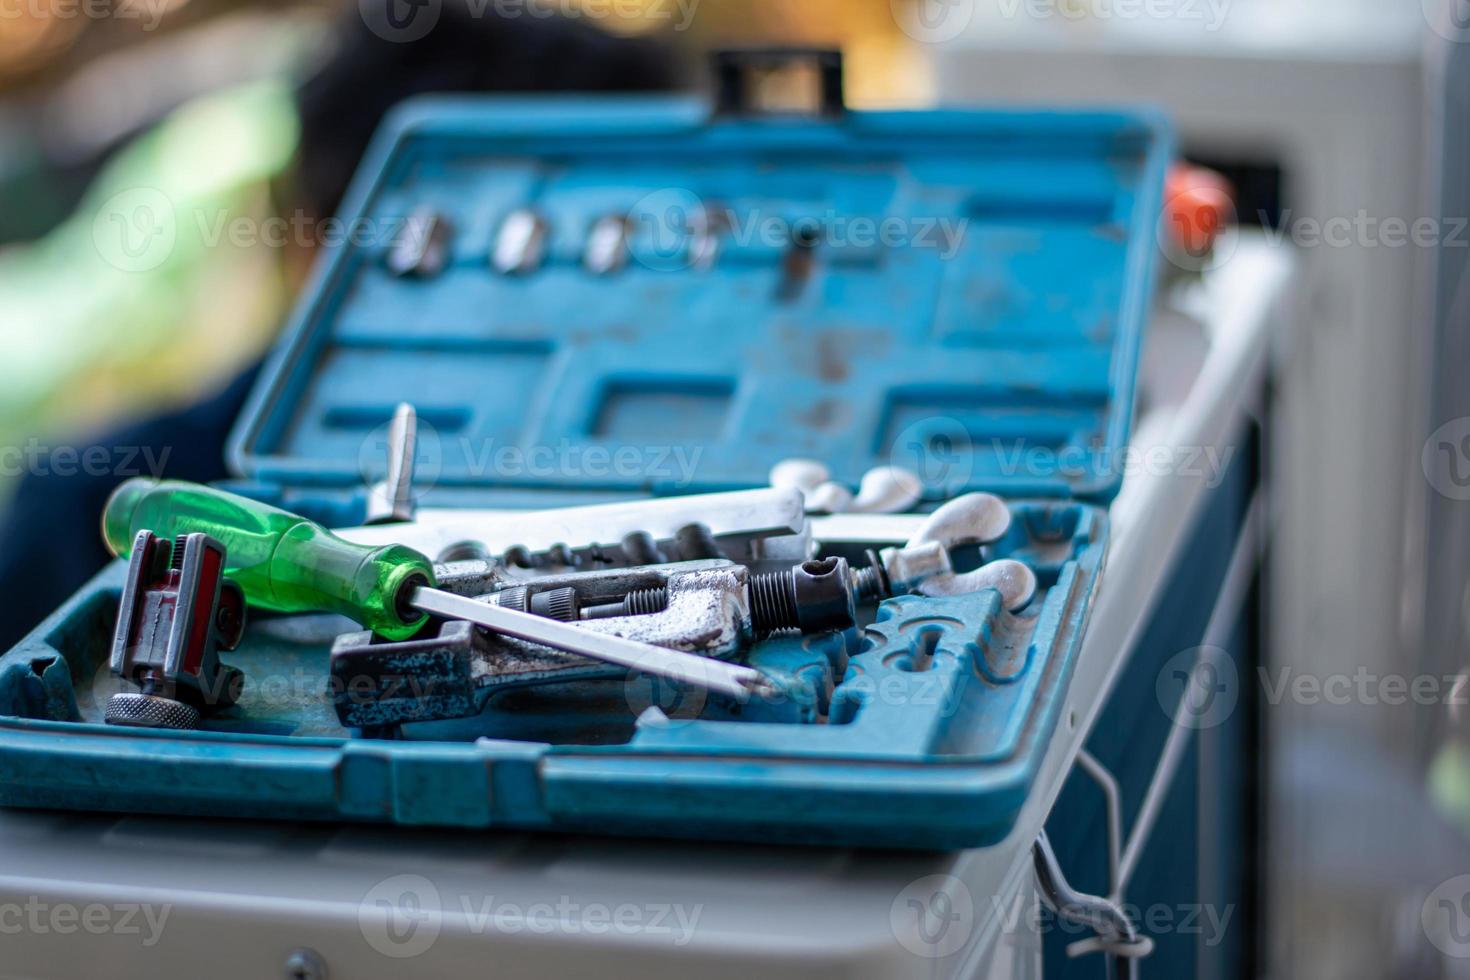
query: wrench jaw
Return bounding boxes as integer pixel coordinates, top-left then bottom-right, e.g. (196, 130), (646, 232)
(331, 620), (489, 728)
(574, 567), (752, 659)
(329, 563), (761, 732)
(330, 620), (630, 730)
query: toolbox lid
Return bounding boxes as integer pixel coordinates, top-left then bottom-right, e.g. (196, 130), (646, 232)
(228, 92), (1169, 506)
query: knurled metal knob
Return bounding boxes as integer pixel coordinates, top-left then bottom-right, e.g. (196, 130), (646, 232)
(104, 692), (200, 730)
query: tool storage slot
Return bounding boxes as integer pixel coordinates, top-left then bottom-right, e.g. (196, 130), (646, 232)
(231, 101), (1163, 504)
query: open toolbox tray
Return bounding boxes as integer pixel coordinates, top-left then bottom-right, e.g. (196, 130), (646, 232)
(0, 53), (1168, 849)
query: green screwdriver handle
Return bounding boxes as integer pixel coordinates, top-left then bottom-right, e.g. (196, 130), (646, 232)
(102, 479), (435, 640)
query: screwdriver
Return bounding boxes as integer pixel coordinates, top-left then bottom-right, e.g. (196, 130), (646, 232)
(101, 479), (772, 698)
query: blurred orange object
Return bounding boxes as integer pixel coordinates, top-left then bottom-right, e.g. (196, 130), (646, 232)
(0, 8), (84, 82)
(1164, 163), (1235, 259)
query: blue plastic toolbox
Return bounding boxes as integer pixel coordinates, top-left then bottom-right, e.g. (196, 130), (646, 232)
(0, 53), (1169, 849)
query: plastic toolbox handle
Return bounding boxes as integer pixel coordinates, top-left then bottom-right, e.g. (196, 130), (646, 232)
(711, 47), (845, 118)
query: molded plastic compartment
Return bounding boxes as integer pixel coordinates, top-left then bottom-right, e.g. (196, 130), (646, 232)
(0, 500), (1102, 848)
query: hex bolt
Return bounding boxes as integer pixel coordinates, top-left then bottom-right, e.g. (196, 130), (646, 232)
(749, 556), (856, 635)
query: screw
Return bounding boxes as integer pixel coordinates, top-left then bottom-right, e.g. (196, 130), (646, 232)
(284, 948), (326, 980)
(850, 549), (892, 602)
(579, 586), (668, 620)
(621, 587), (669, 615)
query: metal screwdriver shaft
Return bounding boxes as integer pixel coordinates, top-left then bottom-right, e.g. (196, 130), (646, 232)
(409, 587), (774, 699)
